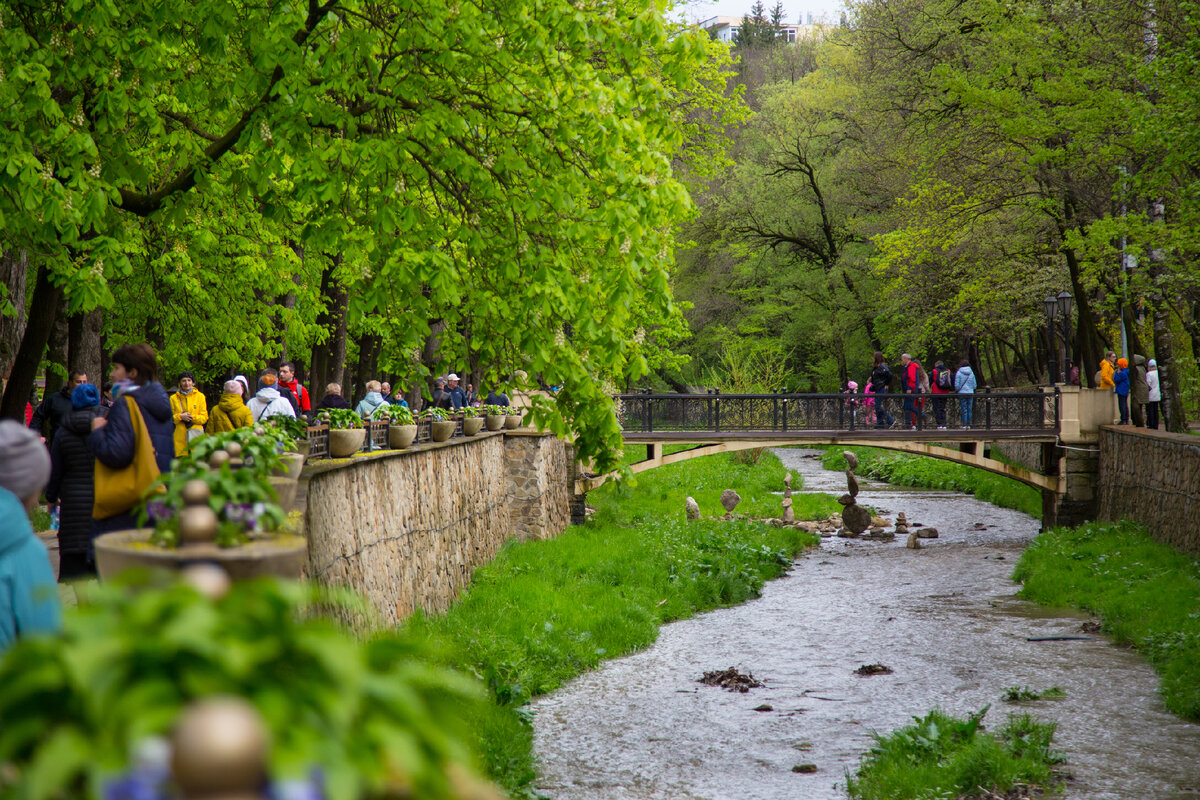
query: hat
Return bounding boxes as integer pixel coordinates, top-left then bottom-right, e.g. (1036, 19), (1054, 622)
(1148, 359), (1157, 367)
(1117, 357), (1128, 368)
(71, 383), (101, 409)
(0, 420), (51, 501)
(447, 373), (459, 381)
(178, 371), (195, 382)
(847, 381), (858, 390)
(259, 374), (278, 389)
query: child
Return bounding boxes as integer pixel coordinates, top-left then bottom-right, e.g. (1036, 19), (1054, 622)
(844, 380), (860, 426)
(862, 382), (876, 427)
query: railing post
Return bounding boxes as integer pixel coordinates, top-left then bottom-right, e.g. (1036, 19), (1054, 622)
(645, 396), (653, 433)
(848, 393), (855, 431)
(838, 393), (844, 430)
(782, 397), (788, 432)
(714, 390), (721, 433)
(985, 386), (992, 430)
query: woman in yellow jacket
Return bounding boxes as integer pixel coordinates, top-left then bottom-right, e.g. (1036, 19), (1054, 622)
(207, 379), (254, 433)
(1098, 351), (1117, 389)
(170, 371), (209, 456)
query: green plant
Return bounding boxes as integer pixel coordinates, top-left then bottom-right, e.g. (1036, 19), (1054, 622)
(317, 408), (364, 429)
(1002, 686), (1066, 702)
(368, 404), (392, 421)
(484, 404), (505, 416)
(422, 407), (449, 422)
(264, 415), (308, 441)
(143, 463), (287, 548)
(505, 406), (523, 417)
(0, 575), (493, 800)
(185, 429), (285, 475)
(461, 405), (481, 418)
(389, 405), (415, 425)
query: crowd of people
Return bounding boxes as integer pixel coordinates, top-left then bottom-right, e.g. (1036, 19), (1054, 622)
(1094, 351), (1163, 428)
(845, 351), (979, 430)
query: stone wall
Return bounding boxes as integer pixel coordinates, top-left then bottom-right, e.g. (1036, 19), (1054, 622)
(303, 431), (572, 626)
(1098, 426), (1200, 555)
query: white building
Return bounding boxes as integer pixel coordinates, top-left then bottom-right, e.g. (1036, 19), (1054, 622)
(697, 14), (828, 43)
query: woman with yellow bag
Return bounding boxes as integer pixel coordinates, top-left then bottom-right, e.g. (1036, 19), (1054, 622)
(170, 370), (208, 456)
(87, 344), (175, 547)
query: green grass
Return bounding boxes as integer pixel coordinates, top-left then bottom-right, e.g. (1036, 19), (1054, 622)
(1013, 520), (1200, 720)
(401, 450), (841, 796)
(821, 446), (1042, 517)
(30, 505), (51, 532)
(846, 708), (1064, 800)
(1002, 686), (1066, 703)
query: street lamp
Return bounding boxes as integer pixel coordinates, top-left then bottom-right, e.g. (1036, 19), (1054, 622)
(1056, 291), (1073, 369)
(1043, 296), (1059, 386)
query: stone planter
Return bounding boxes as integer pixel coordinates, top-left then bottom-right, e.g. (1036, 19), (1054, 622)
(485, 414), (504, 432)
(505, 413), (522, 429)
(389, 424), (418, 449)
(269, 476), (298, 512)
(272, 452), (306, 481)
(95, 529), (307, 581)
(430, 420), (455, 442)
(462, 417), (484, 436)
(328, 428), (366, 457)
(289, 439), (311, 459)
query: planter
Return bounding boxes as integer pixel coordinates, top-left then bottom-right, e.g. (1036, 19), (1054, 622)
(485, 414), (504, 432)
(269, 476), (298, 512)
(462, 417), (484, 436)
(95, 529), (307, 581)
(389, 424), (418, 449)
(328, 428), (366, 457)
(288, 439), (311, 459)
(505, 413), (522, 429)
(272, 452), (306, 481)
(430, 420), (455, 442)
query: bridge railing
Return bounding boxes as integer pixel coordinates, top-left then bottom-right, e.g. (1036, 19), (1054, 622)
(615, 389), (1058, 434)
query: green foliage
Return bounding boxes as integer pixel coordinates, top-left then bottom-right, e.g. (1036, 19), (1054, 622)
(29, 506), (51, 533)
(820, 447), (1042, 517)
(1013, 521), (1200, 719)
(846, 707), (1063, 800)
(316, 409), (363, 430)
(0, 576), (491, 800)
(401, 450), (838, 794)
(388, 406), (415, 426)
(484, 405), (505, 416)
(264, 415), (308, 442)
(1002, 686), (1066, 703)
(421, 407), (448, 422)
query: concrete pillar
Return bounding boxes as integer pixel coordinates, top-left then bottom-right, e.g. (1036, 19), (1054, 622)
(1041, 385), (1104, 528)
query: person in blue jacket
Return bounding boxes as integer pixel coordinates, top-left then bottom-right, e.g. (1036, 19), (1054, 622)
(1113, 357), (1131, 424)
(0, 421), (62, 651)
(954, 359), (978, 428)
(87, 344), (176, 536)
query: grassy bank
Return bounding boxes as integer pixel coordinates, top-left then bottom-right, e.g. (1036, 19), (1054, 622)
(820, 446), (1042, 517)
(1013, 520), (1200, 720)
(846, 708), (1064, 799)
(402, 450), (841, 795)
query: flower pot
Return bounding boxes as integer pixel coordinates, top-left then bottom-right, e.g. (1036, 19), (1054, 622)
(505, 413), (522, 429)
(485, 414), (504, 432)
(389, 424), (418, 449)
(269, 476), (298, 511)
(272, 452), (306, 481)
(430, 420), (455, 442)
(328, 428), (366, 457)
(462, 417), (484, 436)
(95, 529), (307, 581)
(288, 439), (311, 458)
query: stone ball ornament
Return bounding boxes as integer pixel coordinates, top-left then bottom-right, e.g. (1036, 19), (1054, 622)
(171, 696), (269, 799)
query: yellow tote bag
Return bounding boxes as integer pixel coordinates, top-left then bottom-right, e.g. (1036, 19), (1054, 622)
(93, 395), (162, 520)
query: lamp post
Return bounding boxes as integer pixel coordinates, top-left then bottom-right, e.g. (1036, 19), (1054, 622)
(1057, 290), (1073, 378)
(1043, 296), (1059, 386)
(1043, 291), (1074, 386)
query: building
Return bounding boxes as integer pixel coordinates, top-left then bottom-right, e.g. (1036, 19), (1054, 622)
(697, 14), (828, 43)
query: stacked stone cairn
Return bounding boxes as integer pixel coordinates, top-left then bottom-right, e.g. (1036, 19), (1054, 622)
(837, 451), (873, 537)
(781, 473), (795, 523)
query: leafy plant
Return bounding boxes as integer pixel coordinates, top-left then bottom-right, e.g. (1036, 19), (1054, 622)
(367, 404), (392, 421)
(461, 405), (481, 418)
(0, 575), (493, 800)
(484, 404), (505, 416)
(143, 463), (287, 548)
(388, 405), (415, 425)
(316, 408), (364, 429)
(1003, 686), (1066, 702)
(184, 428), (285, 475)
(265, 415), (309, 441)
(422, 407), (449, 422)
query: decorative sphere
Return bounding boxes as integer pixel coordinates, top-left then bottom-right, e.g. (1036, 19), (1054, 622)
(208, 450), (231, 469)
(225, 441), (243, 458)
(178, 504), (219, 545)
(181, 563), (231, 599)
(171, 697), (269, 796)
(180, 479), (211, 507)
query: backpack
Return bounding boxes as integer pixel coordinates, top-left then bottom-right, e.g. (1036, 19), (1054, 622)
(936, 369), (953, 390)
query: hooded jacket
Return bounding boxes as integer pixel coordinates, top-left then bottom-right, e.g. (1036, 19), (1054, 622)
(0, 487), (62, 650)
(314, 393), (349, 411)
(1132, 355), (1150, 405)
(29, 386), (74, 445)
(170, 388), (209, 457)
(208, 392), (254, 433)
(46, 405), (108, 556)
(247, 386), (296, 422)
(88, 381), (175, 475)
(1099, 358), (1115, 389)
(354, 391), (390, 420)
(954, 366), (977, 394)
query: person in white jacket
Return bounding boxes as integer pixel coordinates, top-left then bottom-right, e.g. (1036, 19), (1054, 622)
(246, 370), (297, 423)
(1145, 359), (1162, 430)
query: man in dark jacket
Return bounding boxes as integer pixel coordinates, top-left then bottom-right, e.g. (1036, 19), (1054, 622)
(314, 382), (350, 411)
(29, 371), (88, 446)
(46, 383), (107, 580)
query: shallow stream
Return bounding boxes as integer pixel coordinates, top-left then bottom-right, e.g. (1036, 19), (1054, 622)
(532, 448), (1200, 799)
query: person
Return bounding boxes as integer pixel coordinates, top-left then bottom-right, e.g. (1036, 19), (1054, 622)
(101, 381), (115, 408)
(1066, 360), (1080, 386)
(0, 421), (63, 650)
(87, 343), (175, 535)
(170, 371), (208, 457)
(868, 352), (896, 429)
(1131, 355), (1149, 427)
(246, 369), (297, 422)
(25, 387), (37, 426)
(233, 374), (252, 403)
(445, 374), (466, 410)
(843, 380), (860, 426)
(431, 379), (448, 410)
(278, 362), (311, 416)
(314, 382), (350, 411)
(380, 382), (393, 403)
(1098, 351), (1116, 389)
(45, 383), (108, 580)
(954, 359), (977, 428)
(1146, 359), (1161, 430)
(930, 359), (953, 429)
(485, 387), (510, 407)
(1113, 357), (1130, 424)
(29, 370), (88, 445)
(862, 381), (876, 427)
(465, 383), (478, 406)
(207, 380), (253, 433)
(354, 380), (390, 420)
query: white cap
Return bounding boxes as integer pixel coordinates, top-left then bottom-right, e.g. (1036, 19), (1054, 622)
(1148, 359), (1156, 367)
(447, 373), (459, 381)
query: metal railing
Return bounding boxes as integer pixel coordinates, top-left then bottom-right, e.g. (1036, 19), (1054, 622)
(303, 414), (486, 459)
(615, 389), (1058, 435)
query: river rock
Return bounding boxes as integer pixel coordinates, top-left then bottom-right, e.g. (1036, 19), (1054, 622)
(720, 489), (741, 514)
(871, 516), (890, 528)
(841, 503), (872, 535)
(916, 527), (939, 538)
(864, 528), (894, 541)
(842, 450), (859, 470)
(836, 527), (860, 538)
(685, 497), (700, 520)
(845, 470), (859, 498)
(906, 532), (920, 549)
(837, 493), (855, 506)
(784, 472), (793, 490)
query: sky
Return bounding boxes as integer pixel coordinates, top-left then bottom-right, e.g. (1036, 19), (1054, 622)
(674, 0), (847, 25)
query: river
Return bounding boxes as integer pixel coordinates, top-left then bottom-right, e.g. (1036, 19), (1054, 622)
(531, 448), (1200, 799)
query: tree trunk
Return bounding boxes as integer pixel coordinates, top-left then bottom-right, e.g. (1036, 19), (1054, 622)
(67, 308), (103, 385)
(0, 249), (29, 388)
(409, 320), (445, 408)
(0, 265), (64, 420)
(309, 254), (348, 405)
(353, 332), (382, 406)
(44, 305), (70, 397)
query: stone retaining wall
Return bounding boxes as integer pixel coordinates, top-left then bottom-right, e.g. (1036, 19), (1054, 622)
(1098, 426), (1200, 555)
(303, 431), (572, 625)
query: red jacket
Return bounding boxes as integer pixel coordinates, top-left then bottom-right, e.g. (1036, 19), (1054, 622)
(279, 378), (310, 412)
